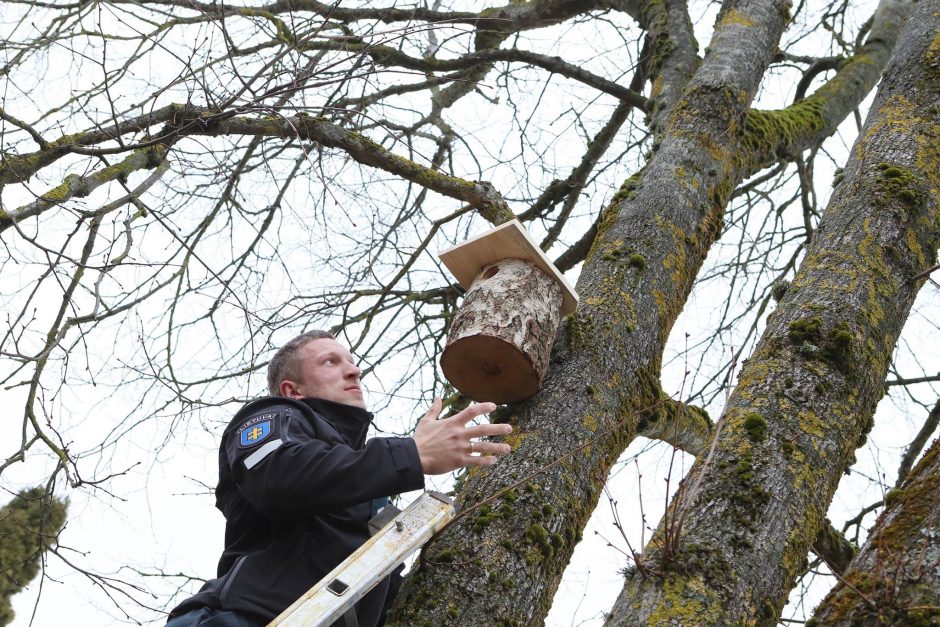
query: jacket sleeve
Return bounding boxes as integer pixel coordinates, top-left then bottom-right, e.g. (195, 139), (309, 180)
(223, 404), (425, 521)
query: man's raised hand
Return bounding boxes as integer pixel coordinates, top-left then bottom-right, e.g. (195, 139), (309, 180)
(413, 398), (513, 475)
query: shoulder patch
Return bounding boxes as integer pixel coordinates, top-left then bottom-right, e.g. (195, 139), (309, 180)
(237, 411), (278, 448)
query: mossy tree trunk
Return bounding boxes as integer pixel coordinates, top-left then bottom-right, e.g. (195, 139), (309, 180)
(606, 2), (940, 624)
(809, 431), (940, 626)
(389, 1), (913, 624)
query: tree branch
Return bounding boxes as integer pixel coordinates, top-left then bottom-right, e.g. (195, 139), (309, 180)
(317, 42), (649, 109)
(1, 146), (169, 232)
(737, 0), (911, 174)
(199, 113), (515, 225)
(636, 398), (712, 456)
(895, 398), (940, 487)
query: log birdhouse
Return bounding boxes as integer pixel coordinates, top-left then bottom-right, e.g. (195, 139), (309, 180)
(438, 220), (578, 403)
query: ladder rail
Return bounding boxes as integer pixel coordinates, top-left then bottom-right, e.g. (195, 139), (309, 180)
(268, 491), (454, 627)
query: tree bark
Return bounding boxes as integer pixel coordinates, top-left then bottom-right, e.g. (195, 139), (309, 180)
(621, 0), (701, 135)
(389, 1), (795, 623)
(390, 0), (911, 623)
(606, 1), (940, 623)
(809, 431), (940, 626)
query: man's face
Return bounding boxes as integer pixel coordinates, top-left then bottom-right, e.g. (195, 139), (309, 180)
(280, 338), (366, 409)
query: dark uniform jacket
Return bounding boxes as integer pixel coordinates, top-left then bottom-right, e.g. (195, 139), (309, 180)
(169, 396), (425, 625)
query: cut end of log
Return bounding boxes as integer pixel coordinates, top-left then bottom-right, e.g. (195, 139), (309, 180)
(440, 335), (541, 403)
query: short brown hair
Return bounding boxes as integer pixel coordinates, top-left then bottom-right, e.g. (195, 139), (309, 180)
(267, 330), (334, 396)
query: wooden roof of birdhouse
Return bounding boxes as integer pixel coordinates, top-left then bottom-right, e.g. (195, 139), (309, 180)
(438, 219), (579, 316)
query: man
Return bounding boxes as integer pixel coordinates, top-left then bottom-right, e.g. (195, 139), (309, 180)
(166, 330), (512, 627)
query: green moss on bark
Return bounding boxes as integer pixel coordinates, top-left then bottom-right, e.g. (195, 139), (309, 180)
(788, 317), (822, 344)
(874, 162), (926, 210)
(787, 317), (856, 375)
(741, 96), (826, 166)
(743, 413), (767, 443)
(0, 488), (67, 626)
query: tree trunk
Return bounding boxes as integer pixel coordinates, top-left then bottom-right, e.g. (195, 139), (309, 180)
(606, 2), (940, 623)
(390, 0), (911, 623)
(389, 1), (795, 623)
(809, 436), (940, 625)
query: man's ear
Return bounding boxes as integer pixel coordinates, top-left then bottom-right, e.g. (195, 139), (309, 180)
(279, 380), (303, 399)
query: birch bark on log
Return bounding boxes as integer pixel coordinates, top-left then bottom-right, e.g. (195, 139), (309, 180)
(441, 258), (563, 403)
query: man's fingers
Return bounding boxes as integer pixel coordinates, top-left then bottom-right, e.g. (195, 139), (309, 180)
(465, 423), (512, 439)
(416, 399), (513, 474)
(454, 402), (497, 424)
(420, 397), (443, 423)
(468, 440), (511, 456)
(463, 454), (499, 467)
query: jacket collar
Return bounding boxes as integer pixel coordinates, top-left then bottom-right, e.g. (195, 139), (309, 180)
(301, 397), (373, 446)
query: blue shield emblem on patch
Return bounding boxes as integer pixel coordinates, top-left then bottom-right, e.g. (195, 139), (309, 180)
(240, 420), (272, 447)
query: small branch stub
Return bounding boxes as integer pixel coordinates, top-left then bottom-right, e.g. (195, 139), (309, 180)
(438, 220), (578, 403)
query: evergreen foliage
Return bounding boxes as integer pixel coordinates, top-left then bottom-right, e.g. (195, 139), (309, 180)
(0, 488), (67, 626)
